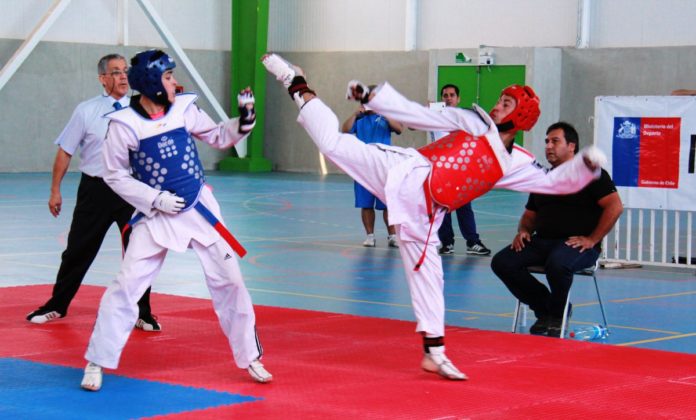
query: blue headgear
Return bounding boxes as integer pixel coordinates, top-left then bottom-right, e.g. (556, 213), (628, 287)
(128, 49), (176, 104)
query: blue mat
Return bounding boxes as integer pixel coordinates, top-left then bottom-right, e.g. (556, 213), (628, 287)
(0, 358), (259, 419)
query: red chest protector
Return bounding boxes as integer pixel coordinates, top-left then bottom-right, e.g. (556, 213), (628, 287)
(418, 130), (504, 212)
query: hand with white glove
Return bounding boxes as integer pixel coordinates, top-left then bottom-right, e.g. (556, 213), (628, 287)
(237, 87), (256, 133)
(346, 80), (372, 104)
(581, 145), (607, 172)
(153, 191), (185, 214)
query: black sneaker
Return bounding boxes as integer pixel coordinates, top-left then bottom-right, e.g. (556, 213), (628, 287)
(547, 318), (564, 338)
(135, 313), (161, 332)
(547, 303), (573, 338)
(529, 317), (550, 335)
(439, 244), (455, 255)
(26, 308), (64, 324)
(466, 241), (491, 256)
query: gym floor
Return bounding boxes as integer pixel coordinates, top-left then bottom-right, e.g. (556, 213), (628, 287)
(1, 171), (694, 418)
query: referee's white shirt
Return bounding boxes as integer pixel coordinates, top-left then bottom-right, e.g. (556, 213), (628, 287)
(54, 93), (129, 177)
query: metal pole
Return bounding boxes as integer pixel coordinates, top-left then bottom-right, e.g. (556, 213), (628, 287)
(576, 0), (593, 49)
(134, 0), (244, 156)
(0, 0), (72, 93)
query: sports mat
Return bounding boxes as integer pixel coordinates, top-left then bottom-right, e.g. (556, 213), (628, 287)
(2, 285), (695, 418)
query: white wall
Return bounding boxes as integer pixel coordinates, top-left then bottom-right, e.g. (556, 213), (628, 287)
(267, 0), (580, 51)
(268, 0), (413, 51)
(2, 0), (696, 52)
(268, 0), (696, 51)
(2, 0), (696, 173)
(592, 0), (696, 47)
(416, 0), (579, 49)
(0, 0), (231, 50)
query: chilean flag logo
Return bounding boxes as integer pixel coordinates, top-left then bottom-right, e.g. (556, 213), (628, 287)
(612, 117), (681, 189)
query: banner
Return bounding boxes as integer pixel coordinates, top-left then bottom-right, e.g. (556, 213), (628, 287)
(594, 96), (696, 211)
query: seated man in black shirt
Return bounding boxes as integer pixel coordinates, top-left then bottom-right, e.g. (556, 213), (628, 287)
(491, 122), (623, 337)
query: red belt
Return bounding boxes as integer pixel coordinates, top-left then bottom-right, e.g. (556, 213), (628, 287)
(121, 203), (247, 259)
(414, 180), (438, 271)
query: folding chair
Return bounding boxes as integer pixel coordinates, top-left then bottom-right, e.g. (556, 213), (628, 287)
(511, 260), (609, 338)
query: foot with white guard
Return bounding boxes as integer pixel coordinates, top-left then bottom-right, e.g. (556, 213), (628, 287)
(262, 53), (314, 108)
(81, 362), (103, 391)
(261, 53), (302, 87)
(421, 353), (468, 381)
(248, 359), (273, 383)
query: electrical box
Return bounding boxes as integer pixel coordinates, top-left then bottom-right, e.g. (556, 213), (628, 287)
(478, 48), (495, 66)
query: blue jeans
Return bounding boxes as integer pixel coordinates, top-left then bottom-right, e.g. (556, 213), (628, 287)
(437, 202), (479, 247)
(490, 236), (600, 318)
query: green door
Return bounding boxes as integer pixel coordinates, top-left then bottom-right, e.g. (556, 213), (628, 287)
(437, 65), (526, 145)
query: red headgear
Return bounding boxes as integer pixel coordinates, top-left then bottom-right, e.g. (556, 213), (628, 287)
(494, 85), (540, 132)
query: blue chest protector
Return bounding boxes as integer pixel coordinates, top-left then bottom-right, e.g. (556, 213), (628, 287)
(110, 93), (247, 258)
(129, 126), (205, 211)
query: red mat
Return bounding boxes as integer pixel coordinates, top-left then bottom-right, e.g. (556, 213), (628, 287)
(3, 285), (696, 418)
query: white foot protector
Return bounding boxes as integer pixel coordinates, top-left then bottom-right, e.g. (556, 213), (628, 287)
(421, 353), (468, 381)
(262, 53), (298, 88)
(81, 362), (103, 391)
(248, 359), (273, 383)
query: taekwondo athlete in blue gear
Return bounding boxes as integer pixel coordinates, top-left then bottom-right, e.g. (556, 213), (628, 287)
(81, 49), (271, 391)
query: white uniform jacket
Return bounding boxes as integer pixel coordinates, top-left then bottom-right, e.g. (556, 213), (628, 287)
(368, 82), (600, 191)
(103, 94), (249, 252)
(363, 82), (601, 242)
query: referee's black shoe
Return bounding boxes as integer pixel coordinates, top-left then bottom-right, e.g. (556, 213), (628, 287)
(135, 313), (161, 332)
(26, 308), (64, 324)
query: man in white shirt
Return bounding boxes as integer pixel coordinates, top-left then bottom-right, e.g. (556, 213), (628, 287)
(27, 54), (160, 332)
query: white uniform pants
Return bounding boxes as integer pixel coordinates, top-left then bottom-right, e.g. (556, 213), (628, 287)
(85, 224), (261, 369)
(299, 99), (393, 203)
(298, 98), (446, 337)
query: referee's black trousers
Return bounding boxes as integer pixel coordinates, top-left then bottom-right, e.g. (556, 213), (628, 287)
(38, 174), (153, 317)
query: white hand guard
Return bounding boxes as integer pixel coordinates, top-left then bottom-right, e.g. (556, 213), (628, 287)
(238, 91), (255, 108)
(153, 191), (185, 214)
(238, 91), (256, 133)
(346, 80), (370, 103)
(581, 145), (607, 170)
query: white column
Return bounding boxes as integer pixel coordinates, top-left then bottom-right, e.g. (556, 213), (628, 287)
(576, 0), (593, 49)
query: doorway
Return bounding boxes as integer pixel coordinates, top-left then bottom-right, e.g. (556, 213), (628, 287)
(437, 65), (526, 145)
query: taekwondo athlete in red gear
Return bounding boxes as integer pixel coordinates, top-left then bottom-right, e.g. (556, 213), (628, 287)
(81, 50), (272, 391)
(262, 53), (606, 382)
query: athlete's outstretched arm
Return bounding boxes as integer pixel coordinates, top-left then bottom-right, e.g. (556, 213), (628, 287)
(366, 82), (489, 136)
